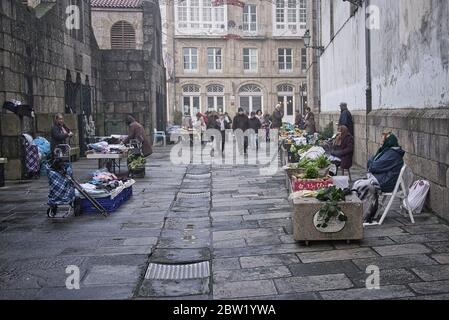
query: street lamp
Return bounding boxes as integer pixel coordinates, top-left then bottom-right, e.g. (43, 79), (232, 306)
(303, 29), (324, 53)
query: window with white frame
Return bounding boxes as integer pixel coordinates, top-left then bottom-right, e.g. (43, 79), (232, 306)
(176, 0), (226, 32)
(243, 4), (257, 32)
(278, 48), (293, 71)
(207, 48), (222, 72)
(182, 85), (201, 116)
(243, 48), (258, 72)
(206, 84), (225, 113)
(274, 0), (307, 34)
(301, 47), (307, 71)
(183, 48), (198, 71)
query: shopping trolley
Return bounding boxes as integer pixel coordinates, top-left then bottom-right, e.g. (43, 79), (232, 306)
(46, 144), (108, 218)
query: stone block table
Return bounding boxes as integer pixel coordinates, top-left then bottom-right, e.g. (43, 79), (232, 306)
(292, 194), (363, 245)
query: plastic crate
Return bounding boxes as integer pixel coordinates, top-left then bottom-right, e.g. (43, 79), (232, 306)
(81, 186), (133, 214)
(291, 177), (333, 192)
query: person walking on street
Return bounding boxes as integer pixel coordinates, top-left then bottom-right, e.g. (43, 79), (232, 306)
(248, 111), (261, 150)
(194, 112), (207, 145)
(338, 103), (354, 137)
(216, 113), (231, 153)
(232, 107), (250, 155)
(272, 104), (284, 129)
(304, 107), (316, 134)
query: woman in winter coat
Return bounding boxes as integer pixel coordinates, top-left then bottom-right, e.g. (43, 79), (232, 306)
(330, 125), (354, 170)
(367, 132), (405, 193)
(304, 107), (316, 134)
(123, 115), (153, 157)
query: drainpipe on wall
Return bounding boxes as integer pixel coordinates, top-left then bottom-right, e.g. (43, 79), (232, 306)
(365, 0), (373, 162)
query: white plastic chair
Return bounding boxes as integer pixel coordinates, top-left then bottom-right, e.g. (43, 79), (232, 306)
(364, 164), (415, 227)
(153, 128), (166, 146)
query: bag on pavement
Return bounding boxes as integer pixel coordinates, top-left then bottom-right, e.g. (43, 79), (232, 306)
(406, 180), (430, 214)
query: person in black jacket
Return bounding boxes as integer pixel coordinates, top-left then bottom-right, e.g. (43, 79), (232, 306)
(232, 107), (249, 154)
(248, 111), (261, 150)
(338, 103), (354, 137)
(51, 113), (73, 157)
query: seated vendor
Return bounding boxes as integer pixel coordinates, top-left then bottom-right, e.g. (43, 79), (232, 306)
(330, 125), (354, 171)
(122, 115), (153, 157)
(367, 132), (405, 193)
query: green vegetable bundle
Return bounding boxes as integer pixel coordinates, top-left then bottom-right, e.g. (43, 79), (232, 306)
(315, 186), (348, 229)
(128, 154), (146, 170)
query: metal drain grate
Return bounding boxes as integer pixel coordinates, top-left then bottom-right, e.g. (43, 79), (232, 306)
(145, 261), (210, 280)
(177, 192), (211, 198)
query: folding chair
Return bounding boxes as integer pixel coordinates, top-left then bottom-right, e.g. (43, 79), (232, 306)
(364, 164), (415, 226)
(153, 128), (166, 146)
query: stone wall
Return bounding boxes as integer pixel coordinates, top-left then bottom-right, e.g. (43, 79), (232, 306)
(0, 0), (101, 179)
(318, 110), (449, 222)
(100, 50), (153, 136)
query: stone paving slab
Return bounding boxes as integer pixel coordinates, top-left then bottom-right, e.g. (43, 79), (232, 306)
(319, 285), (415, 300)
(372, 243), (432, 257)
(351, 254), (438, 271)
(213, 266), (292, 283)
(239, 254), (300, 269)
(409, 280), (449, 295)
(297, 248), (379, 264)
(274, 274), (354, 294)
(213, 280), (278, 299)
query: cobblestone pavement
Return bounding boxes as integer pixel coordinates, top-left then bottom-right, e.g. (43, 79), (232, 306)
(1, 145), (449, 300)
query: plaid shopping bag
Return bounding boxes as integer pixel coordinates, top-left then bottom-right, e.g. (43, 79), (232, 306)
(25, 144), (40, 173)
(47, 167), (75, 205)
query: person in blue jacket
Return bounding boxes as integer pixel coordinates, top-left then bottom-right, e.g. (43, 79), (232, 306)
(367, 132), (405, 192)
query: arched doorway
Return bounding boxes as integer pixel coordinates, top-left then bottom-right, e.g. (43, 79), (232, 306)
(277, 84), (295, 124)
(182, 84), (201, 117)
(238, 84), (263, 115)
(206, 84), (225, 113)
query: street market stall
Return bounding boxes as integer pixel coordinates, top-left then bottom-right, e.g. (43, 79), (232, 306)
(86, 140), (129, 174)
(279, 123), (363, 245)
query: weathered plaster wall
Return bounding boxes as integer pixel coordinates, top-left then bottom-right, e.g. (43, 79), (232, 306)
(316, 0), (449, 221)
(319, 0), (367, 112)
(370, 0), (449, 109)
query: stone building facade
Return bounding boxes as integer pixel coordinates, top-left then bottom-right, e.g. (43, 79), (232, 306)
(162, 0), (308, 123)
(311, 0), (449, 220)
(0, 0), (166, 179)
(91, 0), (167, 134)
(0, 0), (103, 179)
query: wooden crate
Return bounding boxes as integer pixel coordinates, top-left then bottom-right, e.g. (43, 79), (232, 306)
(292, 194), (363, 243)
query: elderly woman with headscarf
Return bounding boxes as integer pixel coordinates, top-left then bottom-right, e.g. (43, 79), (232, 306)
(122, 115), (153, 157)
(367, 132), (405, 192)
(330, 125), (354, 171)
